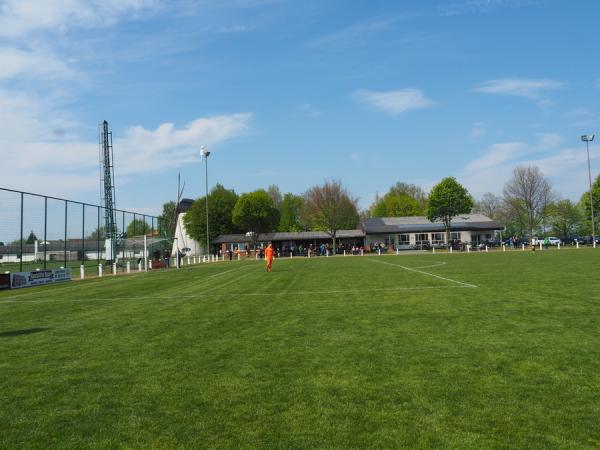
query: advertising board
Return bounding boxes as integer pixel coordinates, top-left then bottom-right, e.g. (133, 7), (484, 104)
(10, 268), (72, 289)
(0, 273), (10, 290)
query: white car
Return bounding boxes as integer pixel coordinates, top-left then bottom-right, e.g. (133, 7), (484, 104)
(547, 237), (561, 245)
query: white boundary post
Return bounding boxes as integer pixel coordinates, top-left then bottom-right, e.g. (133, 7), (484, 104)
(396, 248), (399, 255)
(112, 263), (117, 275)
(432, 247), (435, 254)
(360, 249), (363, 256)
(557, 242), (560, 250)
(450, 247), (453, 254)
(485, 246), (488, 252)
(343, 250), (346, 256)
(80, 265), (85, 279)
(127, 261), (131, 273)
(378, 248), (381, 256)
(539, 241), (543, 251)
(576, 241), (579, 249)
(522, 243), (525, 251)
(502, 245), (506, 252)
(467, 245), (470, 253)
(138, 261), (142, 272)
(98, 264), (103, 277)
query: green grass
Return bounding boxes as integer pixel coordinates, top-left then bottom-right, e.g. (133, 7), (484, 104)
(1, 250), (599, 449)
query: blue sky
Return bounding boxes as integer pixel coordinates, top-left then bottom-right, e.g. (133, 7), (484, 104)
(2, 0), (600, 215)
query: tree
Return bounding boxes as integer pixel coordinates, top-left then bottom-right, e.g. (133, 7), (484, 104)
(232, 190), (279, 246)
(371, 193), (421, 217)
(503, 166), (553, 238)
(25, 230), (38, 244)
(387, 182), (428, 210)
(158, 201), (177, 238)
(267, 184), (282, 210)
(473, 192), (503, 221)
(546, 199), (583, 237)
(302, 180), (359, 253)
(579, 174), (600, 235)
(126, 218), (151, 237)
(368, 182), (427, 217)
(426, 177), (473, 248)
(184, 184), (239, 248)
(87, 226), (106, 241)
(278, 193), (304, 231)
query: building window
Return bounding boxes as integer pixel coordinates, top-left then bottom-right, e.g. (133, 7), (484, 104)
(415, 233), (429, 246)
(397, 234), (410, 245)
(431, 232), (445, 245)
(450, 232), (462, 241)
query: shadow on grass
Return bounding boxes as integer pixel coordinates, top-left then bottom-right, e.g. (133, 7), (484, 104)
(0, 327), (48, 338)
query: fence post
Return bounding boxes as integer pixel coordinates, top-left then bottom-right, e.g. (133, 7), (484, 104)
(97, 206), (101, 271)
(43, 196), (47, 270)
(82, 204), (85, 270)
(80, 265), (85, 279)
(64, 200), (68, 269)
(19, 192), (23, 272)
(99, 264), (103, 277)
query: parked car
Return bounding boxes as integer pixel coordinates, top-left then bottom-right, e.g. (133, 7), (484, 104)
(546, 237), (561, 245)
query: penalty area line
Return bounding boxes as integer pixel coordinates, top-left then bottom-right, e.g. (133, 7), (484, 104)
(369, 258), (477, 288)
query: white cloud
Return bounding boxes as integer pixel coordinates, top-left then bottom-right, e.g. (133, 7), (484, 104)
(115, 113), (252, 175)
(469, 122), (486, 138)
(219, 24), (255, 33)
(534, 132), (563, 149)
(442, 0), (535, 16)
(465, 142), (524, 173)
(460, 139), (597, 200)
(0, 0), (160, 37)
(0, 87), (252, 194)
(473, 78), (562, 101)
(353, 88), (433, 115)
(0, 48), (76, 81)
(309, 15), (404, 49)
(297, 102), (323, 118)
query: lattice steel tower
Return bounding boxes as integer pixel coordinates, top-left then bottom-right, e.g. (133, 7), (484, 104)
(99, 120), (117, 262)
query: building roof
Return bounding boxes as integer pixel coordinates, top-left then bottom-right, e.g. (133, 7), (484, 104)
(213, 229), (365, 244)
(362, 214), (503, 234)
(177, 198), (194, 214)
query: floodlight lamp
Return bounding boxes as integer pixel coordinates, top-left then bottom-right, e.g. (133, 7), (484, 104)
(581, 135), (595, 142)
(200, 145), (210, 158)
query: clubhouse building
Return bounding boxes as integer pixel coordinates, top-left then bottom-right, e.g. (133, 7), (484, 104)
(172, 206), (503, 255)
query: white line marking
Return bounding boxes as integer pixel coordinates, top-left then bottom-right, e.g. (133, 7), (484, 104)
(369, 258), (477, 288)
(412, 261), (447, 269)
(208, 265), (250, 278)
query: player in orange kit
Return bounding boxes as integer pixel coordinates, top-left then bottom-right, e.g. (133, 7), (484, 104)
(265, 242), (274, 272)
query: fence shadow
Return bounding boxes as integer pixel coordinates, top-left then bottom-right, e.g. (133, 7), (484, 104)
(0, 327), (49, 338)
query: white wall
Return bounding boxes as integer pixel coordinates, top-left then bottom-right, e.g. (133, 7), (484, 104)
(172, 213), (202, 256)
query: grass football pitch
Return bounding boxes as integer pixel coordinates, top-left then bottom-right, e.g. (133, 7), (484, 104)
(1, 250), (599, 449)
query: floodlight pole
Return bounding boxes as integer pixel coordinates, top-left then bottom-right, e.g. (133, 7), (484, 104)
(201, 146), (211, 256)
(582, 135), (596, 248)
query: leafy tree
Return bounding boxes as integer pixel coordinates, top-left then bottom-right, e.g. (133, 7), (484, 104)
(546, 199), (583, 237)
(278, 193), (304, 231)
(503, 166), (553, 237)
(387, 182), (428, 210)
(579, 174), (600, 236)
(232, 190), (279, 246)
(368, 182), (427, 217)
(184, 184), (239, 248)
(426, 177), (473, 248)
(126, 218), (151, 237)
(302, 180), (359, 253)
(267, 184), (282, 210)
(25, 230), (38, 244)
(371, 193), (421, 217)
(158, 201), (177, 238)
